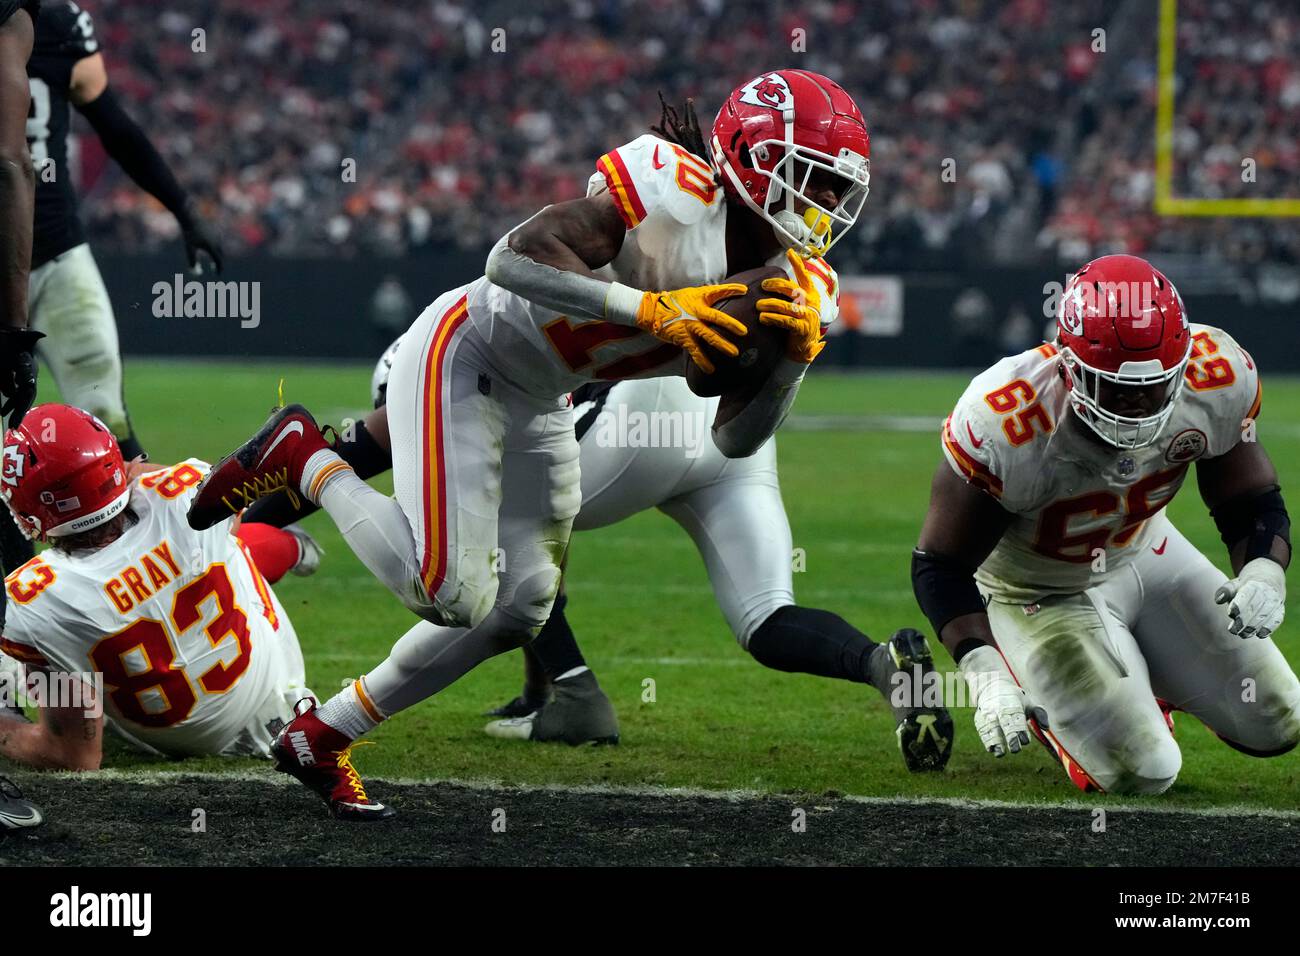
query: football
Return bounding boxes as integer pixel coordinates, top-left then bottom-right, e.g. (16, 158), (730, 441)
(685, 265), (790, 399)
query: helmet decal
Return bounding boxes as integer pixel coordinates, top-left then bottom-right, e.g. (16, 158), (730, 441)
(737, 73), (794, 112)
(2, 444), (23, 487)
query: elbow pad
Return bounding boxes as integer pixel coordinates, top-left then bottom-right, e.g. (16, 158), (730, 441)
(911, 548), (987, 637)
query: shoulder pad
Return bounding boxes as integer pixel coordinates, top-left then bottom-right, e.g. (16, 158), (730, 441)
(941, 346), (1063, 506)
(1181, 325), (1262, 457)
(34, 0), (97, 57)
(133, 458), (210, 501)
(591, 134), (721, 229)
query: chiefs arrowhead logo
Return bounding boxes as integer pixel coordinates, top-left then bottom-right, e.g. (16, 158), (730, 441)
(2, 444), (23, 488)
(1165, 427), (1207, 464)
(737, 72), (794, 111)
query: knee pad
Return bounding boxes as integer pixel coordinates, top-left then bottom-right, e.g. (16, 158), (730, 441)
(1218, 705), (1300, 757)
(1104, 737), (1182, 796)
(415, 567), (498, 630)
(500, 565), (563, 633)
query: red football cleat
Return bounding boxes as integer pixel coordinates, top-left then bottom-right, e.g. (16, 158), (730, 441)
(270, 699), (395, 821)
(187, 404), (332, 530)
(1155, 697), (1177, 737)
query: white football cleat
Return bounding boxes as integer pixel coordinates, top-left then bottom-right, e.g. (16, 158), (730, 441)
(484, 714), (538, 741)
(285, 523), (324, 577)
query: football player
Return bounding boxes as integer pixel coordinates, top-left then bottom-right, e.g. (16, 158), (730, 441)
(0, 0), (42, 835)
(241, 348), (953, 773)
(185, 70), (872, 818)
(913, 254), (1300, 794)
(2, 0), (225, 581)
(26, 0), (223, 464)
(0, 404), (319, 770)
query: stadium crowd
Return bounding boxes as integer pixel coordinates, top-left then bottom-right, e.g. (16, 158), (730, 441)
(75, 0), (1299, 271)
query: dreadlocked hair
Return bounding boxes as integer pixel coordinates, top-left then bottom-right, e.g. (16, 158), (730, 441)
(650, 93), (715, 174)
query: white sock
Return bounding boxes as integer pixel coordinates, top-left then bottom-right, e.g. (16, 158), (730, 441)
(315, 679), (383, 740)
(300, 448), (351, 505)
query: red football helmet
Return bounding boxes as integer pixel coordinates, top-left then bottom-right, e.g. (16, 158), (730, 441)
(711, 70), (870, 257)
(1055, 255), (1192, 449)
(1, 404), (128, 541)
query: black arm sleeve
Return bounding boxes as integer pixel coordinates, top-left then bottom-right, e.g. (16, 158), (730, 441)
(911, 549), (988, 640)
(1211, 485), (1291, 567)
(77, 87), (190, 221)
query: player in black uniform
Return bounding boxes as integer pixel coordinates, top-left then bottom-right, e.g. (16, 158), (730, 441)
(0, 0), (41, 429)
(25, 0), (222, 465)
(0, 0), (223, 578)
(0, 0), (45, 835)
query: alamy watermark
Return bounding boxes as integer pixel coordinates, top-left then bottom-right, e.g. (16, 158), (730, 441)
(590, 402), (710, 459)
(152, 274), (261, 329)
(0, 663), (103, 719)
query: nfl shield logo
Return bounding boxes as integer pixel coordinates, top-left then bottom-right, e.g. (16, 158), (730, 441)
(1117, 457), (1136, 476)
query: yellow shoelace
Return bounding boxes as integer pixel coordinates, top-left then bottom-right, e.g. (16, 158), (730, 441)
(219, 466), (300, 515)
(333, 740), (377, 803)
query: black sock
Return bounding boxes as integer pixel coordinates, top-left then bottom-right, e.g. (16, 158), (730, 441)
(528, 594), (587, 679)
(746, 605), (879, 684)
(243, 417), (394, 527)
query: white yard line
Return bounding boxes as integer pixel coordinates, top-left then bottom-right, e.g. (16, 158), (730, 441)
(65, 768), (1300, 820)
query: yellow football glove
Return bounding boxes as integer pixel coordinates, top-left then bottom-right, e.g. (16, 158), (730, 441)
(756, 249), (826, 364)
(635, 283), (749, 374)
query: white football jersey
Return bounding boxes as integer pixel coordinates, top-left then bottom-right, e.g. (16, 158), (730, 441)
(941, 325), (1262, 601)
(1, 460), (304, 757)
(464, 133), (841, 397)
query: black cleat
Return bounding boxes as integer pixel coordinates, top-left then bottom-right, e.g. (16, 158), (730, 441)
(484, 670), (619, 746)
(870, 628), (954, 773)
(483, 685), (551, 719)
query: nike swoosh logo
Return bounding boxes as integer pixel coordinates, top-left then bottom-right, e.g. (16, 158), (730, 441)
(0, 804), (43, 828)
(652, 145), (665, 169)
(257, 421), (304, 469)
(1153, 537), (1169, 555)
(966, 423), (983, 448)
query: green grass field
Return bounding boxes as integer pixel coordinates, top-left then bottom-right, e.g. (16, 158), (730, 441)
(41, 361), (1300, 811)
